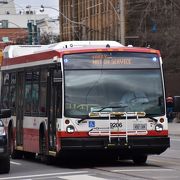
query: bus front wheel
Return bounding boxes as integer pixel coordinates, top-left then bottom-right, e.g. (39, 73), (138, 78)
(132, 155), (148, 165)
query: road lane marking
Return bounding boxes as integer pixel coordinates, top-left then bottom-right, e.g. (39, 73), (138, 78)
(111, 168), (173, 172)
(0, 171), (88, 180)
(153, 176), (180, 179)
(171, 138), (180, 142)
(59, 174), (106, 180)
(10, 161), (21, 165)
(149, 158), (180, 166)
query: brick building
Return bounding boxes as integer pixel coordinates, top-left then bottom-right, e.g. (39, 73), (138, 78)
(0, 28), (28, 49)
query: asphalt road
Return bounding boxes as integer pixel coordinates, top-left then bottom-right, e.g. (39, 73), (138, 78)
(0, 135), (180, 180)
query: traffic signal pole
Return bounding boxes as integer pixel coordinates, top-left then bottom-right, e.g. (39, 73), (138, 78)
(27, 21), (39, 45)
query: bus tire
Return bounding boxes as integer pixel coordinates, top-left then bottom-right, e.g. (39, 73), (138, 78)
(132, 155), (147, 165)
(0, 156), (10, 174)
(11, 150), (23, 159)
(42, 155), (55, 165)
(39, 124), (53, 164)
(39, 125), (46, 156)
(8, 126), (22, 159)
(8, 123), (14, 155)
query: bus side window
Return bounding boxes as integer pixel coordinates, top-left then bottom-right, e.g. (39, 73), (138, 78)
(1, 86), (9, 109)
(10, 73), (16, 111)
(39, 85), (47, 114)
(39, 69), (48, 116)
(1, 73), (10, 109)
(32, 71), (40, 113)
(32, 83), (39, 113)
(25, 83), (32, 113)
(54, 69), (62, 118)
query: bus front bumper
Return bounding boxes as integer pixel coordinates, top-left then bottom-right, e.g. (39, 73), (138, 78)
(60, 136), (170, 155)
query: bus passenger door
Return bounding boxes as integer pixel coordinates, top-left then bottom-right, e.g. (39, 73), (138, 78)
(47, 66), (62, 151)
(16, 72), (24, 146)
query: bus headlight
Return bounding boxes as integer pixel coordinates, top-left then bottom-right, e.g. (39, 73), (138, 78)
(66, 125), (75, 134)
(155, 124), (163, 132)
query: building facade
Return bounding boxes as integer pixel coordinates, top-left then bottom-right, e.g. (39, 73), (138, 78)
(59, 0), (125, 44)
(0, 0), (57, 46)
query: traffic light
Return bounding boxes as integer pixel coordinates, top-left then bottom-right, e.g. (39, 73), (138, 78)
(33, 24), (37, 44)
(27, 22), (33, 45)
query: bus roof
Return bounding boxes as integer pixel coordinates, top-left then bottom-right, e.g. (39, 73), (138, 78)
(3, 41), (124, 59)
(1, 41), (161, 71)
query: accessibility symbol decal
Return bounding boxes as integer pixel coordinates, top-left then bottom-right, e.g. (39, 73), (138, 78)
(89, 121), (95, 128)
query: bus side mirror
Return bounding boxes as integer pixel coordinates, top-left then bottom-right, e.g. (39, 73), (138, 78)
(0, 109), (11, 119)
(173, 96), (180, 112)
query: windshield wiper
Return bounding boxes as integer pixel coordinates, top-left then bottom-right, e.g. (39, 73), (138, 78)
(145, 114), (158, 122)
(96, 105), (128, 112)
(77, 115), (90, 124)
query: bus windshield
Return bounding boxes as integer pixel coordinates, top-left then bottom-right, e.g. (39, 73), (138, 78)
(64, 52), (165, 118)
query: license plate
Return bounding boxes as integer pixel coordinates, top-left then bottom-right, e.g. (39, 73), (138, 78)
(133, 123), (147, 130)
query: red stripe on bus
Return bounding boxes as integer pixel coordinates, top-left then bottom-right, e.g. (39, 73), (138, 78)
(23, 128), (39, 153)
(11, 127), (168, 153)
(2, 50), (60, 66)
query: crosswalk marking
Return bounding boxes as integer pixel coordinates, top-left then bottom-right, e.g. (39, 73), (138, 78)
(112, 168), (173, 172)
(10, 161), (21, 165)
(0, 171), (88, 180)
(59, 174), (106, 180)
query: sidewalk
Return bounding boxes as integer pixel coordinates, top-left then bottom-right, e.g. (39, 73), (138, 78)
(168, 122), (180, 136)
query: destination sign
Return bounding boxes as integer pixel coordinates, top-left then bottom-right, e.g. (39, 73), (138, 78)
(92, 58), (132, 65)
(63, 52), (160, 69)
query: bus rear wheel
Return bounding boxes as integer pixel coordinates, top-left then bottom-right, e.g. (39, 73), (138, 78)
(132, 155), (148, 165)
(39, 127), (53, 164)
(8, 126), (22, 159)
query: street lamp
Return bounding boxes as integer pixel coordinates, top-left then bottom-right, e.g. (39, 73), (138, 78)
(40, 5), (84, 25)
(40, 5), (87, 41)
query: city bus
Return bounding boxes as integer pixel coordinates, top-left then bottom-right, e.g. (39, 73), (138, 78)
(0, 41), (170, 164)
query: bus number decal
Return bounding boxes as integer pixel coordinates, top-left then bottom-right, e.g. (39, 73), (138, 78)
(110, 122), (123, 129)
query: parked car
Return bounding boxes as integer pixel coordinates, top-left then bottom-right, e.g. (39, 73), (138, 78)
(0, 109), (11, 173)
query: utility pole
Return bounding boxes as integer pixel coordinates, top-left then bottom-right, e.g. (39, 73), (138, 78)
(82, 20), (87, 40)
(120, 0), (125, 45)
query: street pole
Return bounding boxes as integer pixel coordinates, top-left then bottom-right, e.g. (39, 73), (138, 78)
(120, 0), (125, 45)
(82, 20), (87, 40)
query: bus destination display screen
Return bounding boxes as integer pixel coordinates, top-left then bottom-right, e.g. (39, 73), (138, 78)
(63, 52), (160, 69)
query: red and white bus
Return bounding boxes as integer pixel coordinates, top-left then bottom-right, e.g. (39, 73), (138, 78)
(1, 41), (170, 164)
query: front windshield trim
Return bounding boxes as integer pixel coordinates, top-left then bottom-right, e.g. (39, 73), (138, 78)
(64, 68), (165, 118)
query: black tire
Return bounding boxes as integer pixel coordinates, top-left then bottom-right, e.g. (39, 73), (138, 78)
(41, 155), (55, 165)
(23, 152), (35, 160)
(0, 156), (10, 174)
(11, 150), (23, 159)
(8, 126), (14, 155)
(39, 127), (46, 156)
(8, 126), (22, 159)
(132, 155), (148, 165)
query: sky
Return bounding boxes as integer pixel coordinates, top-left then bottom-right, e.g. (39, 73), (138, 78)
(14, 0), (59, 18)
